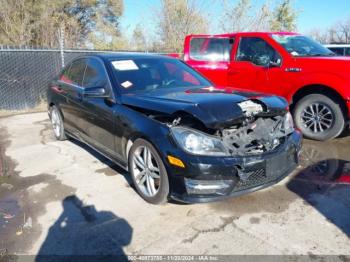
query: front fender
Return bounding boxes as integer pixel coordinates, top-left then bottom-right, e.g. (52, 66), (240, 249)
(288, 72), (350, 102)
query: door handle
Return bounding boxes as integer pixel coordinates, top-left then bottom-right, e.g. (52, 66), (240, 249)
(77, 92), (83, 101)
(51, 85), (64, 93)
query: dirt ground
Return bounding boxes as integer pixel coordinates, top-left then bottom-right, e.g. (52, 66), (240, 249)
(0, 112), (349, 259)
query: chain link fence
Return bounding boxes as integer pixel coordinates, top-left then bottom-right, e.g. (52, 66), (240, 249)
(0, 48), (172, 113)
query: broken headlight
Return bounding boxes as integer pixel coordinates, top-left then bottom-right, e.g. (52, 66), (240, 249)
(171, 127), (228, 156)
(284, 112), (294, 134)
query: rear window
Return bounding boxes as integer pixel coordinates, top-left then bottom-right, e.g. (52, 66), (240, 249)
(60, 59), (86, 86)
(189, 38), (233, 62)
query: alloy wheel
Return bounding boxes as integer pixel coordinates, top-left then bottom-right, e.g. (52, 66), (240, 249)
(132, 146), (161, 197)
(51, 109), (61, 138)
(301, 103), (334, 133)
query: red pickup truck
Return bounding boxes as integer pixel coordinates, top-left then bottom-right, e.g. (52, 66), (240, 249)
(183, 32), (350, 141)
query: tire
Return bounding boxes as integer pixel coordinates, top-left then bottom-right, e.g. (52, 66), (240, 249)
(293, 94), (345, 141)
(49, 105), (67, 141)
(128, 139), (169, 204)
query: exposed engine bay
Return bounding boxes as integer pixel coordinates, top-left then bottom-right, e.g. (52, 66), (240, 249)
(137, 99), (293, 156)
(217, 115), (292, 155)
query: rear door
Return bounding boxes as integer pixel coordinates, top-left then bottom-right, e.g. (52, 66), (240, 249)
(184, 36), (234, 87)
(57, 58), (87, 135)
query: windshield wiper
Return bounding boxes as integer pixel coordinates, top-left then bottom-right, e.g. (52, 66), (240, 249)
(311, 53), (336, 57)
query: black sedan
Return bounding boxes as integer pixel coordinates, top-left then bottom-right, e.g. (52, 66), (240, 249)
(47, 53), (302, 204)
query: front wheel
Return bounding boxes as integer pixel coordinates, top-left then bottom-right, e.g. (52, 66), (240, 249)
(293, 94), (345, 141)
(128, 139), (169, 204)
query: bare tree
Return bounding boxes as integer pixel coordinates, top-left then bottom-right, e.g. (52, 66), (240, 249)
(270, 0), (298, 32)
(251, 2), (272, 31)
(220, 0), (289, 33)
(131, 24), (148, 51)
(220, 0), (253, 32)
(306, 28), (330, 44)
(334, 18), (350, 43)
(0, 0), (34, 45)
(155, 0), (208, 53)
(305, 17), (350, 44)
(0, 0), (125, 49)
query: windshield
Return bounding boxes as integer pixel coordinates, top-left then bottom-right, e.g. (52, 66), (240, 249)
(271, 34), (335, 57)
(110, 57), (211, 93)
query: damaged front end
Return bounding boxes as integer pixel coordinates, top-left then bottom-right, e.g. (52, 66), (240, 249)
(167, 99), (300, 202)
(124, 95), (301, 202)
(170, 99), (295, 157)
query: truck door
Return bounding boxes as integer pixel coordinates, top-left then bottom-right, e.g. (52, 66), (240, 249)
(184, 36), (234, 87)
(229, 36), (284, 95)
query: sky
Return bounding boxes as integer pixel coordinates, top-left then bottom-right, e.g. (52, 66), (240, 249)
(120, 0), (350, 38)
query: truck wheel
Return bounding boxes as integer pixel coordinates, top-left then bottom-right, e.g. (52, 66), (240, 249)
(293, 94), (345, 141)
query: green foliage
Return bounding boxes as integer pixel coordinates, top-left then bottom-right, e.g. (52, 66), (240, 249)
(270, 0), (298, 32)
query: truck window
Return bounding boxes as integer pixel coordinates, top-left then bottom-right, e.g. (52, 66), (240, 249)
(328, 47), (345, 56)
(236, 37), (281, 66)
(189, 38), (233, 62)
(345, 48), (350, 56)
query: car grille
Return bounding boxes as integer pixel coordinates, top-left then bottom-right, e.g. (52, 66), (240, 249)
(235, 168), (267, 191)
(233, 146), (297, 192)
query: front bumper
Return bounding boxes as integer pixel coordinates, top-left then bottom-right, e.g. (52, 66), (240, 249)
(168, 131), (302, 203)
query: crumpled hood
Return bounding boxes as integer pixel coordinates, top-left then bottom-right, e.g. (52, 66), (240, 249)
(121, 87), (288, 129)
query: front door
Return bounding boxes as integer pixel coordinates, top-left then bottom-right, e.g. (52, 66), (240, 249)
(229, 36), (284, 96)
(81, 57), (119, 159)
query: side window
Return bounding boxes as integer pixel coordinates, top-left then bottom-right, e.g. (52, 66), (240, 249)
(83, 58), (108, 88)
(189, 37), (234, 62)
(59, 64), (72, 84)
(345, 48), (350, 56)
(236, 37), (281, 66)
(329, 47), (345, 56)
(67, 59), (87, 86)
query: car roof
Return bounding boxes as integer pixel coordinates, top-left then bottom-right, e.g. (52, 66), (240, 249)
(89, 52), (174, 62)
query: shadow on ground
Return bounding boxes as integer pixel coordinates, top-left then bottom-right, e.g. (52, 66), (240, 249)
(69, 138), (133, 187)
(36, 195), (132, 261)
(287, 140), (350, 238)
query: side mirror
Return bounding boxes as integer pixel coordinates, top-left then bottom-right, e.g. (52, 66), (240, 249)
(83, 87), (109, 98)
(269, 58), (282, 68)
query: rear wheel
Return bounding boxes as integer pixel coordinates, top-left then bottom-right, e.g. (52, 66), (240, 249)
(293, 94), (345, 141)
(50, 105), (67, 141)
(128, 139), (169, 204)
